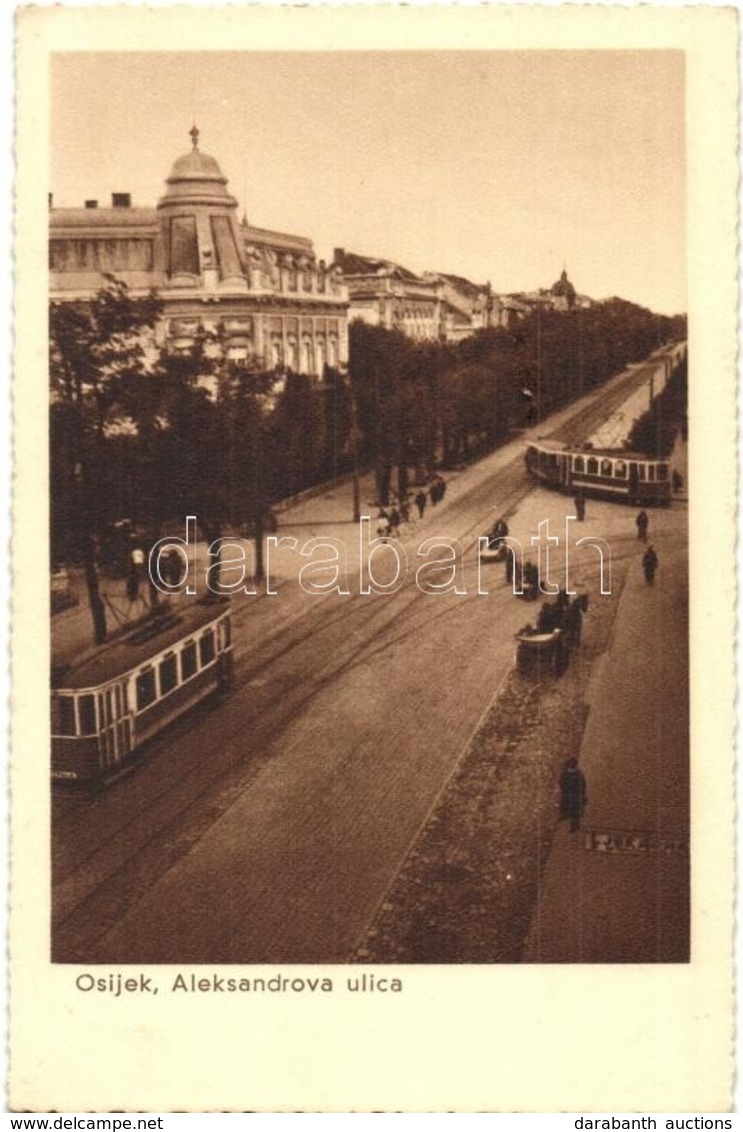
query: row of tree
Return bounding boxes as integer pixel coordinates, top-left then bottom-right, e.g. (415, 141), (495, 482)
(50, 276), (685, 642)
(626, 354), (688, 458)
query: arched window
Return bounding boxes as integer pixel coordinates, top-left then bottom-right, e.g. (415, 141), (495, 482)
(614, 460), (627, 478)
(586, 457), (599, 475)
(573, 456), (585, 473)
(601, 458), (613, 476)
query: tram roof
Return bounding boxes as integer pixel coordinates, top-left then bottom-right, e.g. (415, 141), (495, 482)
(52, 599), (230, 691)
(527, 438), (668, 462)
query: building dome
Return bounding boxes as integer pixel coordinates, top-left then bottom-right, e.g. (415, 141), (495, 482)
(158, 126), (237, 209)
(551, 268), (576, 298)
(166, 148), (228, 186)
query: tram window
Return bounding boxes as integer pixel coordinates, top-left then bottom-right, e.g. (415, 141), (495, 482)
(600, 459), (613, 476)
(648, 465), (656, 482)
(52, 694), (76, 736)
(657, 465), (668, 481)
(638, 465), (647, 481)
(199, 630), (216, 667)
(221, 618), (231, 649)
(78, 694), (97, 736)
(615, 460), (627, 478)
(159, 654), (178, 697)
(586, 457), (598, 475)
(181, 641), (197, 681)
(136, 668), (157, 711)
(573, 456), (585, 473)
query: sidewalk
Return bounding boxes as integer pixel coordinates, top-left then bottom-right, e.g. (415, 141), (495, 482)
(521, 498), (689, 962)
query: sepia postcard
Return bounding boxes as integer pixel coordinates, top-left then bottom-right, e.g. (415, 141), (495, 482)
(10, 2), (738, 1113)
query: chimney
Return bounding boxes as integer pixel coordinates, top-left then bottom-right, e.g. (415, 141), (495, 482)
(112, 192), (131, 208)
(84, 200), (98, 209)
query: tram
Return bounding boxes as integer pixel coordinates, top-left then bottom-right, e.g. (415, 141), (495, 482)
(524, 439), (672, 506)
(51, 599), (233, 784)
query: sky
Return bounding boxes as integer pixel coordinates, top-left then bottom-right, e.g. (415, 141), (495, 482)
(51, 50), (686, 315)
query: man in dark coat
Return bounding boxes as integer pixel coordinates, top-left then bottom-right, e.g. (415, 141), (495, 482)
(559, 758), (588, 832)
(636, 510), (649, 542)
(642, 544), (658, 584)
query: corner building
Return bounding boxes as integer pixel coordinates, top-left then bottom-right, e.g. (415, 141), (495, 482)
(49, 129), (349, 375)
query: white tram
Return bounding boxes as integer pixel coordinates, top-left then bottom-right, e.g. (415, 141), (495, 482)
(51, 599), (233, 784)
(525, 439), (672, 506)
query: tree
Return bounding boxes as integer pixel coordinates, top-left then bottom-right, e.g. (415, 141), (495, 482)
(50, 276), (162, 644)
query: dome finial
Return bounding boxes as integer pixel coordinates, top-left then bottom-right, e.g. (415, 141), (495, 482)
(189, 124), (200, 151)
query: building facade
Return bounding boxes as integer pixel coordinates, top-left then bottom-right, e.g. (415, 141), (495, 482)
(49, 128), (349, 377)
(333, 250), (492, 344)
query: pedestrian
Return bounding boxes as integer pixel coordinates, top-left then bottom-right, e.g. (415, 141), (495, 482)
(165, 547), (183, 587)
(126, 559), (140, 604)
(388, 506), (401, 537)
(399, 497), (410, 524)
(437, 476), (447, 503)
(537, 601), (555, 634)
(414, 490), (427, 520)
(559, 757), (588, 832)
(635, 510), (649, 542)
(429, 479), (440, 507)
(573, 492), (586, 522)
(567, 594), (587, 647)
(642, 544), (658, 584)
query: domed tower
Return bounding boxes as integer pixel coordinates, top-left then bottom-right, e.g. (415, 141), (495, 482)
(551, 267), (576, 310)
(157, 126), (247, 289)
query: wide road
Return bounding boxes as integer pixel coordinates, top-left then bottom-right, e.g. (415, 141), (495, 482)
(52, 355), (673, 963)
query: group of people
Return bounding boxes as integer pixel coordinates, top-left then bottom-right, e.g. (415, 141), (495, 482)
(518, 588), (589, 676)
(375, 475), (448, 538)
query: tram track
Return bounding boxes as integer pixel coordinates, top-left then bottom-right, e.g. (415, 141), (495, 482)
(52, 358), (664, 959)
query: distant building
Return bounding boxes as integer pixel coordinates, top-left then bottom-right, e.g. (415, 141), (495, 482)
(49, 128), (349, 376)
(498, 268), (593, 323)
(334, 250), (491, 343)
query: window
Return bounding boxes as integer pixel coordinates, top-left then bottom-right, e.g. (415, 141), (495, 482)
(221, 618), (231, 650)
(169, 216), (199, 276)
(573, 456), (585, 473)
(199, 630), (216, 667)
(647, 465), (656, 482)
(77, 694), (97, 736)
(210, 216), (242, 279)
(638, 465), (647, 481)
(181, 641), (197, 681)
(600, 459), (613, 477)
(615, 460), (627, 478)
(52, 694), (77, 736)
(159, 654), (179, 697)
(136, 668), (157, 711)
(586, 457), (598, 475)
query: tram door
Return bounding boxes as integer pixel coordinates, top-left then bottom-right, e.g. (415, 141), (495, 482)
(97, 683), (132, 771)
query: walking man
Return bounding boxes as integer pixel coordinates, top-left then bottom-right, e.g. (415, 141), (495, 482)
(635, 510), (649, 542)
(559, 757), (588, 832)
(414, 490), (427, 520)
(642, 544), (658, 584)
